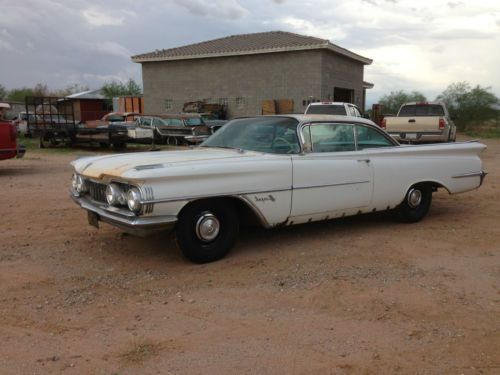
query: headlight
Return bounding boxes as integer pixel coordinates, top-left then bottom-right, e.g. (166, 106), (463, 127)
(73, 174), (87, 193)
(127, 187), (142, 213)
(106, 183), (126, 206)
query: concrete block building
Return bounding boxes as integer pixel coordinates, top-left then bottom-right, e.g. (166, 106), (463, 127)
(132, 31), (373, 118)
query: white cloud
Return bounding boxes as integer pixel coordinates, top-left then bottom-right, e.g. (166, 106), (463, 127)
(172, 0), (249, 19)
(279, 16), (347, 40)
(82, 6), (125, 27)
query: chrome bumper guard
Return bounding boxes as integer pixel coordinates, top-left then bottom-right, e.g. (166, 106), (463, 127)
(184, 135), (209, 144)
(70, 193), (177, 236)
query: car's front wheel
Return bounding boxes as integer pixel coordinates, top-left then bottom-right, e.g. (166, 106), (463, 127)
(394, 184), (432, 223)
(175, 200), (239, 263)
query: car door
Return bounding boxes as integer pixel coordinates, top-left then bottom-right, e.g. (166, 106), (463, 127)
(290, 123), (373, 218)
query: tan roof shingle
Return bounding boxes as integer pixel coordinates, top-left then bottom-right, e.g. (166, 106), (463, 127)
(131, 31), (372, 65)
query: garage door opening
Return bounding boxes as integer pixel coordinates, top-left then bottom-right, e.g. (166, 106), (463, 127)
(334, 87), (354, 103)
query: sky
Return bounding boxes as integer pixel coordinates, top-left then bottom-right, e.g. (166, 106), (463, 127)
(1, 0), (499, 105)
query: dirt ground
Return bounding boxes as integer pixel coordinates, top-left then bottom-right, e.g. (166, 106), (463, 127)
(0, 138), (499, 375)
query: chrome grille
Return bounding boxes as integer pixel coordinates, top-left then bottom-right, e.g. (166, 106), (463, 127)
(141, 186), (155, 214)
(87, 181), (107, 203)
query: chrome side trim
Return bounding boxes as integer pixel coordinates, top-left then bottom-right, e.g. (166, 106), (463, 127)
(452, 171), (486, 178)
(293, 180), (370, 190)
(139, 187), (291, 205)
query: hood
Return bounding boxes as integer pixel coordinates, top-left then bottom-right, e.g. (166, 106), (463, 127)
(71, 147), (264, 180)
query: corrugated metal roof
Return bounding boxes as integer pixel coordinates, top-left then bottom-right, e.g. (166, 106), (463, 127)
(132, 31), (372, 65)
(66, 89), (105, 100)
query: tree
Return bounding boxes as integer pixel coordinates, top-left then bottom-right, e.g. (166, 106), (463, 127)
(379, 90), (427, 115)
(101, 79), (142, 99)
(7, 87), (35, 102)
(0, 84), (7, 100)
(437, 82), (499, 130)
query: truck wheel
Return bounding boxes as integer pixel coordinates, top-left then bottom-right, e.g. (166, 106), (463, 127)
(394, 184), (432, 223)
(175, 200), (239, 263)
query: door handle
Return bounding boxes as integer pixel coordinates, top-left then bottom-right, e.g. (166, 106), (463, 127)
(408, 119), (416, 123)
(357, 159), (370, 163)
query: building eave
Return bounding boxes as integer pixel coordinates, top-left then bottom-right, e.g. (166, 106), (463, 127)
(132, 43), (372, 65)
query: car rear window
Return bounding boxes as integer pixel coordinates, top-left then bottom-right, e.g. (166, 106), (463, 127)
(306, 105), (347, 116)
(398, 105), (445, 117)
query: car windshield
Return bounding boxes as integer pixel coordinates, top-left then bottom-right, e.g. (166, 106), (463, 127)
(201, 117), (300, 154)
(185, 117), (204, 126)
(107, 114), (126, 122)
(306, 105), (347, 115)
(399, 105), (445, 117)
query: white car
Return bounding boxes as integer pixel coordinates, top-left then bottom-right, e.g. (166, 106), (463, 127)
(305, 102), (363, 117)
(70, 115), (487, 263)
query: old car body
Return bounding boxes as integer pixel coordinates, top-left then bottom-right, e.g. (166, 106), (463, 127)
(137, 114), (212, 144)
(12, 112), (39, 135)
(70, 115), (486, 263)
(1, 119), (25, 160)
(84, 112), (141, 129)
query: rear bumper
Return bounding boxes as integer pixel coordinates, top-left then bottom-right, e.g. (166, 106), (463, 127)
(70, 193), (177, 236)
(389, 131), (448, 143)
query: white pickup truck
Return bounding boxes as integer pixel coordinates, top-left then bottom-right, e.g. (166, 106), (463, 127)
(382, 102), (456, 143)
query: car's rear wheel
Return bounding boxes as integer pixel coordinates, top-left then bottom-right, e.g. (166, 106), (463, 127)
(394, 184), (432, 223)
(175, 200), (239, 263)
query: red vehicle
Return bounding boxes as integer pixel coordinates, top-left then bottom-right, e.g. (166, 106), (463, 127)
(0, 119), (25, 160)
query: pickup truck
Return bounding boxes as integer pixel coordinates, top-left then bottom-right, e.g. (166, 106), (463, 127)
(305, 102), (363, 117)
(381, 102), (456, 143)
(0, 120), (25, 160)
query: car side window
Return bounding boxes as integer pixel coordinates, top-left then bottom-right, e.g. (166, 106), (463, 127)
(310, 124), (355, 153)
(167, 118), (183, 126)
(355, 125), (395, 149)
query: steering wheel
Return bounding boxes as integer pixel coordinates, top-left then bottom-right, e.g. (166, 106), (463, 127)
(273, 137), (295, 153)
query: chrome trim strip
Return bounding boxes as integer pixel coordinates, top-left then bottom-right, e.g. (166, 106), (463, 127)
(293, 180), (370, 190)
(452, 171), (485, 178)
(139, 187), (291, 204)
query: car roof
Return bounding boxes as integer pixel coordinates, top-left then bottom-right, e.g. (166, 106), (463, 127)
(236, 114), (376, 126)
(307, 102), (351, 106)
(400, 101), (444, 106)
(141, 113), (202, 119)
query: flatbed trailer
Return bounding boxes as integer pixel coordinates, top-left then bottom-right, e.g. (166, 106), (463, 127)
(25, 96), (128, 148)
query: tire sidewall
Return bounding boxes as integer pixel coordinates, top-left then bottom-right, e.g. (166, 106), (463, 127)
(395, 184), (432, 223)
(176, 200), (239, 263)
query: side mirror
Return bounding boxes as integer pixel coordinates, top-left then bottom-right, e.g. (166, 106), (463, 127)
(363, 114), (370, 119)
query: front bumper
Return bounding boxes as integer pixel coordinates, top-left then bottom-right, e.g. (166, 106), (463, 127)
(70, 193), (177, 236)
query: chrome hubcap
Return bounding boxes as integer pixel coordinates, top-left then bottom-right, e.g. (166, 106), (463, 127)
(195, 212), (220, 242)
(408, 188), (422, 208)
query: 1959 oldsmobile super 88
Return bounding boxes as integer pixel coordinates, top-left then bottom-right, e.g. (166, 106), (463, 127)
(70, 115), (487, 263)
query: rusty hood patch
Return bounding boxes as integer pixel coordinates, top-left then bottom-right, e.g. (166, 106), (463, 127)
(71, 148), (260, 180)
